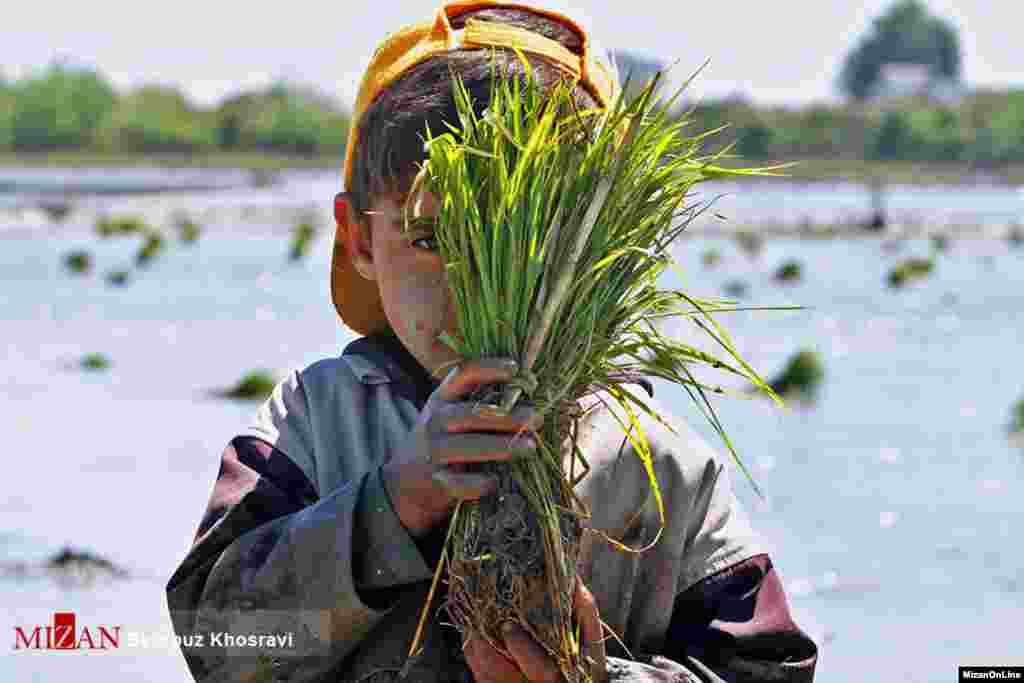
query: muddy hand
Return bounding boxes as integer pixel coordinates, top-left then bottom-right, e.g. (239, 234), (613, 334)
(464, 577), (608, 683)
(382, 357), (540, 538)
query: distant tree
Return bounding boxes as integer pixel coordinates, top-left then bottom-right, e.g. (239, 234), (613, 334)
(871, 111), (917, 160)
(10, 62), (116, 149)
(988, 90), (1024, 162)
(95, 85), (216, 152)
(218, 83), (348, 156)
(737, 122), (773, 158)
(839, 0), (961, 101)
(0, 79), (13, 150)
(906, 107), (963, 161)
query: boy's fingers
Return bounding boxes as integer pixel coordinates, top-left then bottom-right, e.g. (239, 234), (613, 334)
(432, 432), (535, 466)
(437, 358), (519, 402)
(430, 469), (498, 500)
(502, 623), (561, 683)
(575, 577), (608, 683)
(443, 404), (542, 434)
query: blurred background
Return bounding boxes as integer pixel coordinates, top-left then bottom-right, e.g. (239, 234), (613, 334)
(2, 1), (1022, 681)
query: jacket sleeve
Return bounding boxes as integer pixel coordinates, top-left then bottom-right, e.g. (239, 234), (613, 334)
(577, 398), (817, 682)
(165, 436), (433, 682)
(665, 553), (817, 682)
(602, 554), (817, 682)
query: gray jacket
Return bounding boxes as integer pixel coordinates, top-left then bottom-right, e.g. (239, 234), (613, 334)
(167, 334), (817, 682)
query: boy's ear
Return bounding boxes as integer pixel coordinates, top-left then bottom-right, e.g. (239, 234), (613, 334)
(334, 192), (376, 281)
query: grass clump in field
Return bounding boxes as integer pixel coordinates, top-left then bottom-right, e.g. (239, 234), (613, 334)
(766, 350), (824, 400)
(218, 370), (278, 400)
(887, 257), (934, 288)
(723, 280), (749, 298)
(774, 260), (803, 283)
(80, 353), (111, 371)
(136, 232), (166, 267)
(97, 215), (148, 237)
(176, 216), (202, 244)
(288, 219), (318, 261)
(64, 249), (93, 275)
(105, 269), (131, 287)
(1009, 396), (1024, 437)
(405, 65), (789, 682)
(735, 229), (764, 258)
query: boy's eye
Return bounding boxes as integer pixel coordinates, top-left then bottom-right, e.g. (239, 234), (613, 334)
(411, 236), (439, 252)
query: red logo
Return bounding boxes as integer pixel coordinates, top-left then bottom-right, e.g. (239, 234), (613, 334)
(14, 612), (120, 650)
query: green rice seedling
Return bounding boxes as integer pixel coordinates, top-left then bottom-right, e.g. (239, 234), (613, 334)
(1009, 396), (1024, 436)
(136, 232), (166, 267)
(774, 260), (803, 283)
(402, 63), (789, 682)
(289, 219), (318, 261)
(47, 546), (129, 581)
(735, 228), (763, 258)
(106, 269), (131, 287)
(723, 280), (749, 298)
(80, 353), (111, 371)
(64, 250), (92, 275)
(766, 350), (824, 401)
(176, 217), (202, 244)
(887, 257), (934, 288)
(219, 370), (278, 400)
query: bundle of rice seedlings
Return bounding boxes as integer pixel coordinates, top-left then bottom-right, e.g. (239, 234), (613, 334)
(402, 63), (786, 682)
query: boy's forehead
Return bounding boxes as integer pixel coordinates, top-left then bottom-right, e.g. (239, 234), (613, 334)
(368, 189), (439, 221)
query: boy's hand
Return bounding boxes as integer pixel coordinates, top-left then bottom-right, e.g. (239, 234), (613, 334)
(381, 358), (540, 538)
(463, 576), (608, 683)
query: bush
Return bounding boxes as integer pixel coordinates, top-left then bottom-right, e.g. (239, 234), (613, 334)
(10, 62), (116, 149)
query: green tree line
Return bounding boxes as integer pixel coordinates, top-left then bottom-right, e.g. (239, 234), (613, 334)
(3, 61), (1024, 165)
(688, 91), (1024, 165)
(0, 62), (350, 156)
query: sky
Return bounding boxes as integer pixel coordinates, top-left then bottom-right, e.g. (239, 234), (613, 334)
(3, 0), (1021, 108)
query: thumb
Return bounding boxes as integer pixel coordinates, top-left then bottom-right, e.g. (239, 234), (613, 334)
(575, 577), (608, 683)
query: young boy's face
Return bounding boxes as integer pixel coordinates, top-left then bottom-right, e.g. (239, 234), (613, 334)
(343, 188), (460, 377)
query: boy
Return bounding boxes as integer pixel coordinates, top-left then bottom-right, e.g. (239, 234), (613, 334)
(167, 3), (818, 681)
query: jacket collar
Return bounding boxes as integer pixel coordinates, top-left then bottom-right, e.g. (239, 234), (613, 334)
(342, 332), (438, 408)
